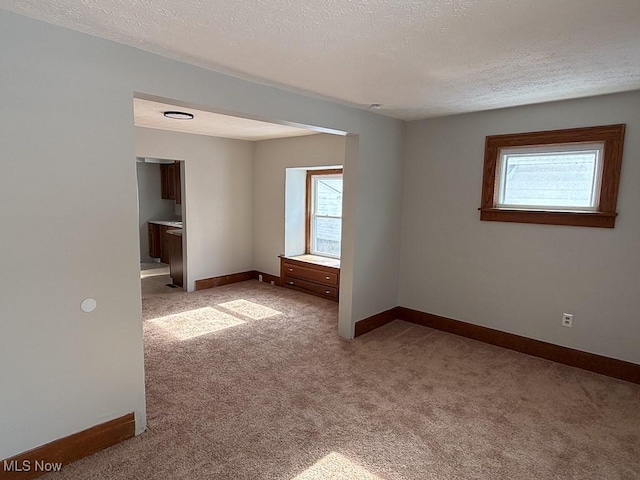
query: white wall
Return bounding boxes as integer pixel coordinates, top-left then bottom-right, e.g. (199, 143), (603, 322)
(252, 134), (347, 276)
(284, 168), (308, 258)
(399, 90), (640, 365)
(0, 11), (404, 459)
(135, 127), (254, 292)
(136, 161), (178, 262)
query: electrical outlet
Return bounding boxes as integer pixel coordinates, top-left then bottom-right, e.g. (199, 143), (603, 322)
(562, 313), (573, 328)
(258, 274), (263, 282)
(270, 280), (275, 286)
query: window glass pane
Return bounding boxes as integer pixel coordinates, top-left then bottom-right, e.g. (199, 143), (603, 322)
(313, 217), (341, 257)
(500, 149), (600, 209)
(315, 177), (343, 216)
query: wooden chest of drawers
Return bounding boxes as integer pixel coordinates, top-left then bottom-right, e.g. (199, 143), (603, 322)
(280, 255), (340, 301)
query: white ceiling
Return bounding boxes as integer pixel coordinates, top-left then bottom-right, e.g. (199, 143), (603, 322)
(133, 98), (318, 141)
(3, 0), (640, 120)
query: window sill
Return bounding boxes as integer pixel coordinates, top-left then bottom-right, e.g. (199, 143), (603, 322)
(282, 254), (341, 269)
(479, 208), (617, 228)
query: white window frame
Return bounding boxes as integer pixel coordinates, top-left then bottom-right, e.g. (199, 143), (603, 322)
(496, 142), (605, 212)
(308, 171), (343, 259)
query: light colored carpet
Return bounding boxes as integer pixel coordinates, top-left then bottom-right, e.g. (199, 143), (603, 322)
(140, 262), (182, 298)
(44, 281), (639, 479)
(140, 262), (169, 277)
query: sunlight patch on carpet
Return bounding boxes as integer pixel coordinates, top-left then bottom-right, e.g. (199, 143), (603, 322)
(150, 307), (245, 340)
(293, 452), (383, 480)
(217, 299), (281, 320)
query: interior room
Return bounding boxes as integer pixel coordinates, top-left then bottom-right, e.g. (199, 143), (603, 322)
(1, 2), (639, 479)
(132, 97), (347, 297)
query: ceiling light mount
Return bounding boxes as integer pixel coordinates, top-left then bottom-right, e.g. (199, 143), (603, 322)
(369, 103), (382, 110)
(163, 111), (194, 120)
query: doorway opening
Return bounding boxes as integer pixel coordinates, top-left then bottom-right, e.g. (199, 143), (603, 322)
(132, 93), (355, 334)
(137, 157), (185, 298)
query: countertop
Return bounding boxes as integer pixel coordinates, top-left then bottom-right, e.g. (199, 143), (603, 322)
(149, 220), (183, 228)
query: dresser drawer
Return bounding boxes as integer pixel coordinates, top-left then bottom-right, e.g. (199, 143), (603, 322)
(283, 276), (338, 300)
(281, 261), (338, 286)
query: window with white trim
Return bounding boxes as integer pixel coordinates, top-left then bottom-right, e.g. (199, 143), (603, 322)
(307, 170), (343, 258)
(496, 143), (604, 211)
(479, 124), (626, 228)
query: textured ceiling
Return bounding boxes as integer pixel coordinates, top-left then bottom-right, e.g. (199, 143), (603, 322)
(134, 98), (318, 141)
(2, 0), (640, 120)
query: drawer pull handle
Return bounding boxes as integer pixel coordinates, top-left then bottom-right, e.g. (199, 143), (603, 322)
(325, 291), (330, 294)
(287, 281), (295, 286)
(289, 268), (293, 271)
(325, 276), (330, 280)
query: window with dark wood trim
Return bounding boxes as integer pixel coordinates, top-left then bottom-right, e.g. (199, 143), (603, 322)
(306, 169), (343, 257)
(479, 124), (626, 228)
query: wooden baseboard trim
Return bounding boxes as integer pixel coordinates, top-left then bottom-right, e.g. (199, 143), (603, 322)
(254, 271), (282, 287)
(0, 413), (135, 480)
(354, 307), (399, 337)
(195, 271), (256, 291)
(195, 270), (284, 291)
(396, 306), (640, 385)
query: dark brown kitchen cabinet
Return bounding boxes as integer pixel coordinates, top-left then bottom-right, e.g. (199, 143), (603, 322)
(159, 163), (175, 200)
(148, 223), (174, 263)
(167, 230), (183, 287)
(160, 226), (172, 264)
(160, 162), (181, 204)
(148, 223), (161, 258)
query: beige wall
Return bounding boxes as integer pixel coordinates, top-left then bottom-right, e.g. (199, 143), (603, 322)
(135, 128), (254, 291)
(253, 134), (346, 276)
(0, 10), (404, 459)
(399, 90), (640, 364)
